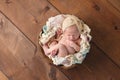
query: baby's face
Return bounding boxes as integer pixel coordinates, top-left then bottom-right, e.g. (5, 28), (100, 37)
(64, 25), (80, 41)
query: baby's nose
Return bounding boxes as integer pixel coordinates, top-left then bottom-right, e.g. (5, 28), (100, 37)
(70, 36), (74, 40)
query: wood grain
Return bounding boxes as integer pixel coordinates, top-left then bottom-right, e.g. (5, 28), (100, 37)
(0, 12), (44, 79)
(0, 12), (35, 66)
(108, 0), (120, 12)
(0, 0), (120, 80)
(0, 12), (70, 80)
(57, 42), (120, 80)
(48, 0), (120, 66)
(0, 0), (59, 45)
(0, 71), (9, 80)
(0, 1), (70, 80)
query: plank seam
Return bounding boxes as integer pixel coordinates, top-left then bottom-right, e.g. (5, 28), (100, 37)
(49, 64), (72, 80)
(42, 0), (120, 76)
(91, 41), (120, 69)
(107, 0), (120, 13)
(47, 0), (62, 13)
(0, 10), (37, 56)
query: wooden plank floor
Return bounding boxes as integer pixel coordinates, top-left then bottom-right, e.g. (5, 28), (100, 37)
(48, 0), (120, 66)
(0, 0), (120, 80)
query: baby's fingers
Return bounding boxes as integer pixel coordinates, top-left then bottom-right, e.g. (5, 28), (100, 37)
(51, 50), (57, 56)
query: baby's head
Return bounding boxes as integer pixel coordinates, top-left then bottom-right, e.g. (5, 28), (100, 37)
(63, 24), (80, 41)
(62, 15), (82, 41)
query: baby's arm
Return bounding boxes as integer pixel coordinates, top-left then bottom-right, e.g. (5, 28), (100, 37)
(42, 43), (59, 56)
(67, 40), (80, 52)
(48, 44), (59, 53)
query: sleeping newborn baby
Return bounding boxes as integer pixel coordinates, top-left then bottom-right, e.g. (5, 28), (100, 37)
(42, 24), (81, 57)
(40, 14), (91, 67)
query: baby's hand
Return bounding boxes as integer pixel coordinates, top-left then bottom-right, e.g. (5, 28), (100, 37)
(67, 40), (80, 52)
(57, 28), (63, 36)
(51, 49), (57, 57)
(66, 40), (74, 47)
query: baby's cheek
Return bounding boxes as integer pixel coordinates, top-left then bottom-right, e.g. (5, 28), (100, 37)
(76, 34), (80, 38)
(67, 36), (71, 40)
(67, 36), (70, 40)
(75, 36), (79, 39)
